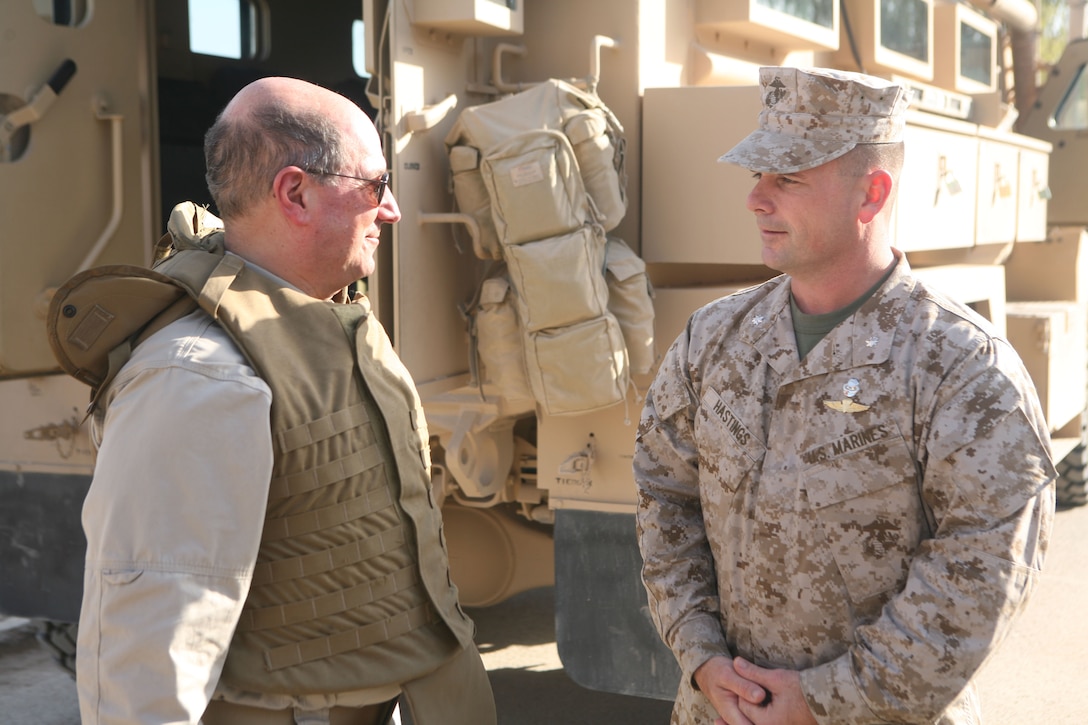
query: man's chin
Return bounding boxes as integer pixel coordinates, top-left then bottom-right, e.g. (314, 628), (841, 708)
(352, 253), (377, 280)
(761, 251), (786, 274)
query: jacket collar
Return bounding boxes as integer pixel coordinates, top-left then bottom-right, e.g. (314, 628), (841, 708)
(740, 251), (916, 379)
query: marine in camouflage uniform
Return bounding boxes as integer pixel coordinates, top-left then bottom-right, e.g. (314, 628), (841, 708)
(633, 67), (1056, 724)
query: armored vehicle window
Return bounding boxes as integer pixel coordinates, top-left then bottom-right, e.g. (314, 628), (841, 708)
(880, 0), (930, 63)
(960, 21), (993, 86)
(32, 0), (89, 26)
(188, 0), (262, 59)
(1054, 63), (1088, 130)
(756, 0), (834, 29)
(352, 19), (370, 78)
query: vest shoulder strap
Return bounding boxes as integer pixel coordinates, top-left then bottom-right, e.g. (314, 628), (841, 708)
(47, 265), (196, 397)
(155, 248), (245, 317)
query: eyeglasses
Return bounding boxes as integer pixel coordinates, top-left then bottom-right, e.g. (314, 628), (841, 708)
(304, 169), (391, 206)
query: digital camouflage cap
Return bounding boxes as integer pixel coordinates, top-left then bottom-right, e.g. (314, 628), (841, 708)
(719, 66), (912, 174)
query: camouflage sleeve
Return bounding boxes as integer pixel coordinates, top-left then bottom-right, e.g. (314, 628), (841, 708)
(634, 331), (731, 683)
(801, 345), (1056, 723)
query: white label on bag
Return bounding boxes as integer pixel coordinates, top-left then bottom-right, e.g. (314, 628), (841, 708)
(510, 161), (545, 187)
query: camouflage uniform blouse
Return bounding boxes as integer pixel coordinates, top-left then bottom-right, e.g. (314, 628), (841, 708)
(634, 255), (1055, 724)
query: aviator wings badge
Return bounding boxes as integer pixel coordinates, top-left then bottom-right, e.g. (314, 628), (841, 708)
(824, 398), (871, 413)
(823, 377), (870, 413)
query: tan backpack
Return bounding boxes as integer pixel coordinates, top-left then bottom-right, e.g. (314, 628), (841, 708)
(448, 80), (654, 415)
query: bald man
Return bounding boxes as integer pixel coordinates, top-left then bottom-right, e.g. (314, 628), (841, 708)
(74, 77), (496, 725)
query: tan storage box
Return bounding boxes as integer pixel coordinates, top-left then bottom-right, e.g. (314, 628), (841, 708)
(652, 284), (761, 355)
(974, 136), (1020, 246)
(1005, 226), (1088, 304)
(411, 0), (523, 35)
(1005, 301), (1088, 432)
(642, 86), (765, 265)
(1015, 143), (1051, 242)
(912, 264), (1007, 337)
(895, 111), (979, 252)
(975, 125), (1051, 245)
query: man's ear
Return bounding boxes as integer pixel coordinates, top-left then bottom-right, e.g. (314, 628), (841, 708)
(858, 169), (893, 224)
(271, 166), (312, 225)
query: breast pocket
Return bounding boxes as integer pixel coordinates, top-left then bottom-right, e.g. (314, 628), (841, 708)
(694, 388), (765, 499)
(802, 429), (923, 605)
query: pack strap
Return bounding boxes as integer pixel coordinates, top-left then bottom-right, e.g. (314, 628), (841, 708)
(457, 259), (499, 400)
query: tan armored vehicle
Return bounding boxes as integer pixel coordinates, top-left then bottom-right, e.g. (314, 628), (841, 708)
(2, 0), (1085, 697)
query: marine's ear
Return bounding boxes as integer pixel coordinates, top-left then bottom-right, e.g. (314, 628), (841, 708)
(858, 169), (893, 224)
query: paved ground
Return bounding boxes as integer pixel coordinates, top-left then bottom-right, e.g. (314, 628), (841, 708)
(0, 616), (79, 725)
(971, 500), (1088, 721)
(2, 503), (1087, 724)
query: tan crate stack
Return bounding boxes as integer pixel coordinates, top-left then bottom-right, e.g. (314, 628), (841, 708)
(1004, 227), (1088, 456)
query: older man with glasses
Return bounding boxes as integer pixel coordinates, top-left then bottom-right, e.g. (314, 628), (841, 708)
(69, 76), (496, 725)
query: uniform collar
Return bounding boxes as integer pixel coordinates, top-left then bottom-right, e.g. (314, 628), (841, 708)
(741, 251), (916, 377)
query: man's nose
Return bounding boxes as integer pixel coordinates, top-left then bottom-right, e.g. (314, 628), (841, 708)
(746, 176), (772, 214)
(381, 189), (402, 223)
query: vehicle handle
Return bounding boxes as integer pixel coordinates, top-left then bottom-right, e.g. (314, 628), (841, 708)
(1, 59), (78, 158)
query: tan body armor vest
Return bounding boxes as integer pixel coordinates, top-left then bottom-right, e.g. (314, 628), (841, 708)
(68, 247), (475, 695)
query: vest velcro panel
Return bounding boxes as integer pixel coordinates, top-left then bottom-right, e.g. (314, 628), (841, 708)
(266, 602), (437, 671)
(259, 475), (395, 542)
(252, 524), (407, 586)
(277, 402), (371, 452)
(46, 265), (196, 394)
(240, 564), (421, 631)
(267, 440), (385, 501)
